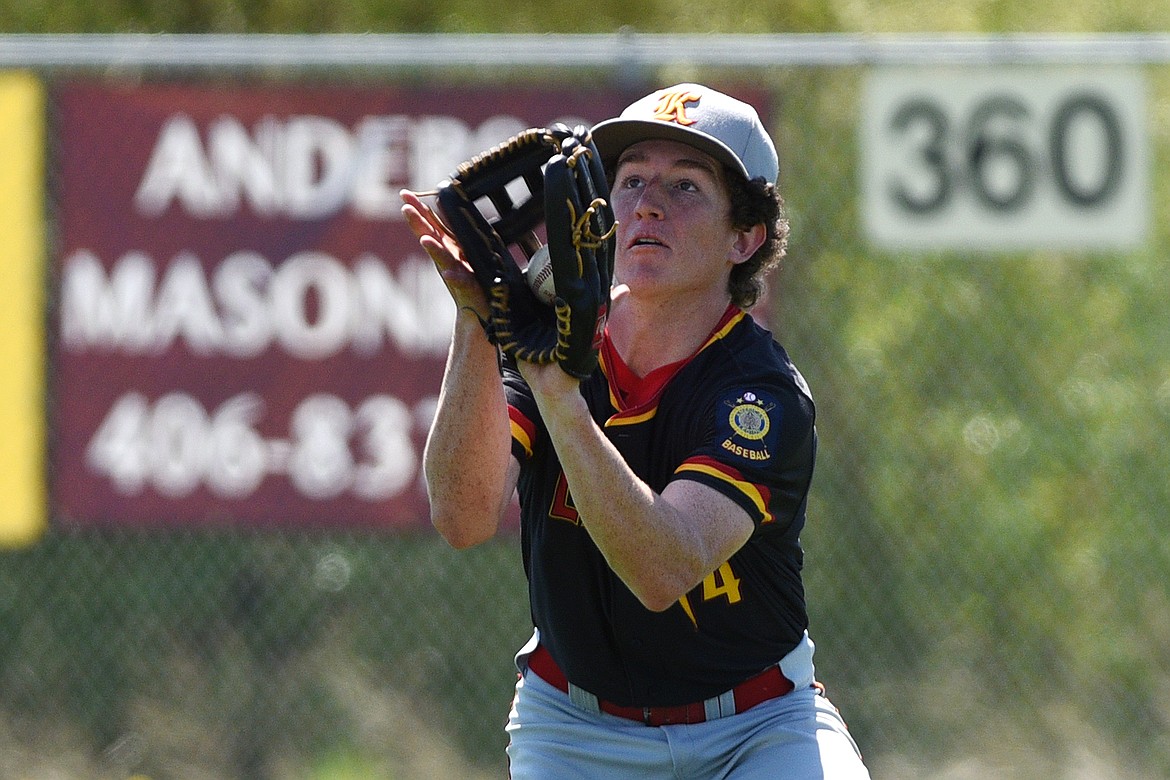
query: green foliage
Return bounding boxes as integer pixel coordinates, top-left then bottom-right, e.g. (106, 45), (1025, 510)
(0, 532), (530, 776)
(2, 0), (1170, 33)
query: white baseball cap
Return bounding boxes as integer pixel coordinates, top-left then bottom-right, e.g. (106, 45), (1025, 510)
(590, 83), (779, 185)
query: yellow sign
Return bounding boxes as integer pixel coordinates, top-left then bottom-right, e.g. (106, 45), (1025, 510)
(0, 71), (46, 547)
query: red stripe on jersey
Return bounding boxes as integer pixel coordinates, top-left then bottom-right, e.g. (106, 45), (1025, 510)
(675, 455), (774, 524)
(599, 339), (680, 424)
(508, 404), (536, 458)
(601, 306), (745, 427)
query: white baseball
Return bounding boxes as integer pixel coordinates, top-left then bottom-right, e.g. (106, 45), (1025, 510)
(525, 244), (557, 306)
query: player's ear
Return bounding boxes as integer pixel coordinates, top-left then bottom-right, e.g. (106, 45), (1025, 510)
(729, 222), (766, 266)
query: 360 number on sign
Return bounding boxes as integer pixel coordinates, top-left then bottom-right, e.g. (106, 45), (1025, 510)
(860, 67), (1148, 251)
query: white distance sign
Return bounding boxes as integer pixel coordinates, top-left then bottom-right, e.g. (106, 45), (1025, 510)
(860, 66), (1149, 252)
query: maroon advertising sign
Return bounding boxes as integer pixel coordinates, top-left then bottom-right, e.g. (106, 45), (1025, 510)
(51, 81), (636, 530)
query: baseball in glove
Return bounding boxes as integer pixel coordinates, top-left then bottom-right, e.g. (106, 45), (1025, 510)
(435, 124), (615, 379)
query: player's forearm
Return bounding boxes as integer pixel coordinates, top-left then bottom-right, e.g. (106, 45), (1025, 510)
(523, 367), (720, 610)
(424, 315), (513, 547)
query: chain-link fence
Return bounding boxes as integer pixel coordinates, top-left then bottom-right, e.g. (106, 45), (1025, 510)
(3, 34), (1169, 779)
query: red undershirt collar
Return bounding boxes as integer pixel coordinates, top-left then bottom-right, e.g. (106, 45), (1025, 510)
(601, 304), (740, 411)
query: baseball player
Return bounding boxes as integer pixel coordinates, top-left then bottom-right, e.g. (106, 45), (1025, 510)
(402, 84), (871, 779)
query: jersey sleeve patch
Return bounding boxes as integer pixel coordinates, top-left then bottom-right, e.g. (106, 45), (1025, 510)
(717, 389), (781, 464)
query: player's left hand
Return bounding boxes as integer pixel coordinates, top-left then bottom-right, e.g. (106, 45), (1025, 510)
(434, 125), (615, 380)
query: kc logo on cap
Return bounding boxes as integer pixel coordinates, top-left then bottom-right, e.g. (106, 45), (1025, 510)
(591, 83), (780, 186)
(651, 88), (703, 126)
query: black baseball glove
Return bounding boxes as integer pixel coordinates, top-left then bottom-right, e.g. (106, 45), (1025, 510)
(436, 125), (615, 379)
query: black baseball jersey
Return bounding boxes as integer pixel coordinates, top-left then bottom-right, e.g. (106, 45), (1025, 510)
(503, 306), (816, 707)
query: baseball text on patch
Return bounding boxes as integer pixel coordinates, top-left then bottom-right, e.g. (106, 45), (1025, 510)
(718, 390), (779, 463)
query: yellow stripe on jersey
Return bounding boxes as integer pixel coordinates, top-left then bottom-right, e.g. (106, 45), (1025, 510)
(678, 593), (698, 629)
(510, 419), (533, 458)
(599, 352), (622, 411)
(604, 407), (657, 427)
(701, 309), (745, 349)
(676, 458), (774, 524)
(508, 405), (536, 459)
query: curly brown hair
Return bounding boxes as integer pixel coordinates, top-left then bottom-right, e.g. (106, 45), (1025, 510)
(725, 170), (789, 309)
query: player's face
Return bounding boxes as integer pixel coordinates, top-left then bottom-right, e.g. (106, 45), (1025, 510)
(611, 139), (746, 304)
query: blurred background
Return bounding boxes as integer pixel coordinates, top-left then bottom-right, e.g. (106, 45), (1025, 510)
(1, 3), (1169, 779)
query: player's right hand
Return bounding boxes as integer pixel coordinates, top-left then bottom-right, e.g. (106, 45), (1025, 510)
(400, 189), (492, 327)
